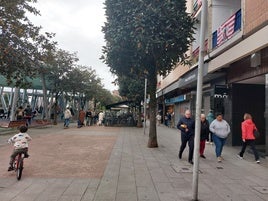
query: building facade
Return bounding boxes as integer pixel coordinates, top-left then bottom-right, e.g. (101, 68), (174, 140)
(156, 0), (268, 155)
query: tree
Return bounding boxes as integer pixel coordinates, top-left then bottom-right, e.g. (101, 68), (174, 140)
(0, 0), (43, 87)
(118, 75), (144, 127)
(45, 48), (78, 124)
(102, 0), (196, 147)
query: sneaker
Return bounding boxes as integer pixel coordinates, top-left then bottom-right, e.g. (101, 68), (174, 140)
(188, 160), (194, 165)
(256, 160), (260, 164)
(8, 166), (14, 171)
(178, 153), (182, 159)
(217, 157), (222, 162)
(24, 153), (29, 158)
(236, 154), (243, 160)
(200, 155), (206, 159)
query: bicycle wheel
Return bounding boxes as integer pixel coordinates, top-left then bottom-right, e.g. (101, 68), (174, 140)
(16, 158), (23, 180)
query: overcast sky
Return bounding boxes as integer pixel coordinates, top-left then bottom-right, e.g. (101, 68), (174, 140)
(29, 0), (118, 91)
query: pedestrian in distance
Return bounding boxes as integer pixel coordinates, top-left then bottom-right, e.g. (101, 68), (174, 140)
(209, 113), (230, 162)
(24, 105), (33, 126)
(86, 109), (92, 126)
(16, 106), (24, 121)
(63, 107), (72, 128)
(206, 110), (214, 144)
(77, 108), (86, 128)
(7, 126), (32, 171)
(97, 111), (104, 126)
(237, 113), (260, 163)
(156, 113), (162, 126)
(200, 113), (209, 159)
(177, 109), (195, 165)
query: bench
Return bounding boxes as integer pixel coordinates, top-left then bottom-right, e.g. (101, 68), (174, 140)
(31, 119), (52, 127)
(0, 120), (27, 128)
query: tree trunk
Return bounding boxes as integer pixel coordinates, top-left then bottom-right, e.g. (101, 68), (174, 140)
(137, 106), (142, 127)
(53, 94), (58, 125)
(10, 87), (19, 121)
(40, 72), (49, 120)
(147, 68), (158, 148)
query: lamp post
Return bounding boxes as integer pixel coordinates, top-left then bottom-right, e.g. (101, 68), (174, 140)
(143, 77), (147, 134)
(192, 0), (208, 200)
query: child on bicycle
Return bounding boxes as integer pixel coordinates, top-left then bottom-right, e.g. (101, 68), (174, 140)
(7, 125), (32, 171)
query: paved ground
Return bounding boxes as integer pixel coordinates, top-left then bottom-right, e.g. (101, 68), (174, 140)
(0, 123), (267, 201)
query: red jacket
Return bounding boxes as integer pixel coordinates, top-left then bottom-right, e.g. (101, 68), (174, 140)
(241, 119), (257, 140)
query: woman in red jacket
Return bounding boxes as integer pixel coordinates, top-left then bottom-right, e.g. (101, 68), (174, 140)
(237, 113), (260, 163)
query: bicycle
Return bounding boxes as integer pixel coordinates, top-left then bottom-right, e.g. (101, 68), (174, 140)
(12, 152), (26, 180)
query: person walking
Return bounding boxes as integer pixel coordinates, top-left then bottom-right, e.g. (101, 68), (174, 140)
(98, 111), (104, 126)
(237, 113), (260, 163)
(177, 109), (195, 165)
(77, 109), (86, 128)
(63, 107), (72, 128)
(200, 114), (209, 158)
(86, 109), (92, 126)
(24, 105), (33, 126)
(16, 106), (24, 121)
(209, 113), (230, 162)
(156, 113), (162, 126)
(206, 110), (214, 144)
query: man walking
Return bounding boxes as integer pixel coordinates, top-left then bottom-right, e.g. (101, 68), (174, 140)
(177, 109), (195, 164)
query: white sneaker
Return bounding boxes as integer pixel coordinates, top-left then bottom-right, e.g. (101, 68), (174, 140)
(236, 154), (243, 160)
(256, 160), (260, 164)
(217, 157), (222, 162)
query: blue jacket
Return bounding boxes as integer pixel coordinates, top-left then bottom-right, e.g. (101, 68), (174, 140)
(177, 116), (195, 136)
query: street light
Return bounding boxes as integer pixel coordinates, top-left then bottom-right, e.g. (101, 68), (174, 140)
(143, 76), (147, 135)
(192, 0), (208, 200)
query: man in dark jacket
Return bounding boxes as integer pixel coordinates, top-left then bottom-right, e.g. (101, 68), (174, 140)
(177, 109), (195, 164)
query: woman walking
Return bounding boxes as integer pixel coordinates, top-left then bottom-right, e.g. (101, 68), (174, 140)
(209, 113), (230, 162)
(237, 113), (260, 163)
(200, 114), (209, 158)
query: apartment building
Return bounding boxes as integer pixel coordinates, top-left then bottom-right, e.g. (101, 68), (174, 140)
(156, 0), (268, 154)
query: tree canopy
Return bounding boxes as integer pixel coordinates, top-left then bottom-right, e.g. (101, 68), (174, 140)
(0, 0), (47, 86)
(0, 0), (118, 118)
(102, 0), (196, 147)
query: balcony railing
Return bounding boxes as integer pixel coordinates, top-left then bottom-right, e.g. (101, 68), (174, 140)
(192, 0), (202, 16)
(192, 39), (208, 64)
(212, 9), (241, 49)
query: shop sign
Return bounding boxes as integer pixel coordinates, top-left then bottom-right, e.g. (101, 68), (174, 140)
(214, 85), (228, 98)
(165, 95), (186, 104)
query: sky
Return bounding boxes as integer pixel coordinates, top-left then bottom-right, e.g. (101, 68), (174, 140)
(28, 0), (118, 91)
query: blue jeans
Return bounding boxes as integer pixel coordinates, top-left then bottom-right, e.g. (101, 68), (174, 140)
(212, 134), (227, 157)
(64, 118), (70, 127)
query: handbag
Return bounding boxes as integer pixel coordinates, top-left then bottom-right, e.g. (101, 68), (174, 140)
(253, 129), (260, 138)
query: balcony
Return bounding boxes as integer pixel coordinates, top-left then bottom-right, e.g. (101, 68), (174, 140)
(192, 39), (208, 64)
(212, 9), (242, 49)
(192, 0), (202, 16)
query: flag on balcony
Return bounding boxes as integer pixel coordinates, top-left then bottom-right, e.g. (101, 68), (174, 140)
(217, 14), (236, 46)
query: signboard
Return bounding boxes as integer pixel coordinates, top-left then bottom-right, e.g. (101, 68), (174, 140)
(165, 95), (186, 104)
(214, 85), (228, 98)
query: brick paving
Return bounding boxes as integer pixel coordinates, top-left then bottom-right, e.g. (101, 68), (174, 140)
(0, 123), (267, 201)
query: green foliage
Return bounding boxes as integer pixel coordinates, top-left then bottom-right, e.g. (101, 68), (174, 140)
(0, 0), (122, 110)
(102, 0), (196, 146)
(0, 0), (43, 86)
(102, 0), (196, 77)
(118, 75), (144, 104)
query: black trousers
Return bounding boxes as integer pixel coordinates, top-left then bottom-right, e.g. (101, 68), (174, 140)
(179, 134), (194, 161)
(239, 139), (259, 161)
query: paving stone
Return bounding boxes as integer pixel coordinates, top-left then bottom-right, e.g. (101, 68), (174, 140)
(116, 192), (137, 201)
